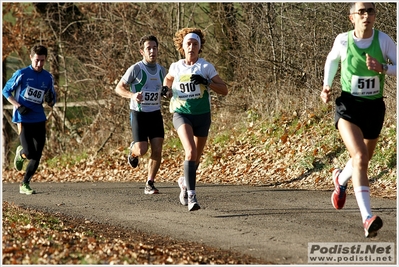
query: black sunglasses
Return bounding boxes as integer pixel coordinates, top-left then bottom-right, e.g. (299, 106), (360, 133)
(351, 8), (376, 16)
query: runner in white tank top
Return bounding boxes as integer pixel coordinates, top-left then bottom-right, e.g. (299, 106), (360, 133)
(115, 35), (167, 195)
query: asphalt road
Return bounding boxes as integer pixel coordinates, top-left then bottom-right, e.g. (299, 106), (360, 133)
(2, 182), (397, 264)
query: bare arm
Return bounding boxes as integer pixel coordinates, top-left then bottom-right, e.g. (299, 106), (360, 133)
(114, 79), (143, 102)
(209, 75), (228, 96)
(164, 72), (228, 96)
(163, 73), (174, 88)
(115, 79), (133, 98)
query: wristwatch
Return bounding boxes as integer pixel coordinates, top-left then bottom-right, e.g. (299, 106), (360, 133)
(380, 63), (388, 74)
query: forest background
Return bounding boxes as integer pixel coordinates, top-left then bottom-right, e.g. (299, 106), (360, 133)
(2, 2), (397, 197)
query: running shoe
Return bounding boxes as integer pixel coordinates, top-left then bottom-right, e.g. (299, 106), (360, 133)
(14, 145), (24, 171)
(178, 176), (188, 206)
(19, 183), (35, 195)
(127, 142), (139, 168)
(188, 194), (201, 211)
(144, 180), (159, 194)
(364, 215), (383, 238)
(331, 169), (347, 210)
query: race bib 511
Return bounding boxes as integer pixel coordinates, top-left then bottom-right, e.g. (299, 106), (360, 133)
(350, 75), (380, 96)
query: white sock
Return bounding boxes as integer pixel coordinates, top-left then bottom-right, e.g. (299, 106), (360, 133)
(354, 186), (372, 223)
(338, 159), (353, 186)
(188, 190), (196, 196)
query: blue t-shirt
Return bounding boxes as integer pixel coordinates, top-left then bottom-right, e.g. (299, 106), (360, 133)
(2, 65), (56, 123)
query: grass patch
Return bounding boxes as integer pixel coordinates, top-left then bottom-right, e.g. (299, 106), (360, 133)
(163, 135), (183, 150)
(211, 132), (231, 147)
(46, 152), (89, 169)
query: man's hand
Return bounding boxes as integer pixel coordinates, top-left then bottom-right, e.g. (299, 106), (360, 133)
(44, 90), (55, 107)
(366, 53), (383, 73)
(17, 105), (31, 115)
(190, 74), (210, 86)
(320, 85), (331, 103)
(134, 92), (143, 103)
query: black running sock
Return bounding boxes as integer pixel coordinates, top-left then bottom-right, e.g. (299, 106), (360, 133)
(23, 159), (40, 184)
(184, 160), (196, 190)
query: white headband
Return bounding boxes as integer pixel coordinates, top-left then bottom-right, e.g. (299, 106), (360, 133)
(183, 33), (201, 48)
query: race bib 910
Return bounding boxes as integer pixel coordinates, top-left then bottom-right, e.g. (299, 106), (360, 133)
(23, 86), (45, 104)
(350, 75), (380, 96)
(176, 82), (201, 100)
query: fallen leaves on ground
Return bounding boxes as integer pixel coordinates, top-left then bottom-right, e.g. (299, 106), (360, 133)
(2, 110), (396, 264)
(2, 202), (270, 264)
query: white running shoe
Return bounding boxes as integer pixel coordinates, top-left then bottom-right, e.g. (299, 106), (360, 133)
(188, 194), (201, 211)
(178, 176), (188, 206)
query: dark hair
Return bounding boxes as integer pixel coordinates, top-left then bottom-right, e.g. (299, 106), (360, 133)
(31, 45), (48, 57)
(139, 35), (158, 49)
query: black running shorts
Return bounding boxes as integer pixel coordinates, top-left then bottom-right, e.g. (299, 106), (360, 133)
(335, 93), (385, 140)
(130, 110), (164, 142)
(173, 112), (211, 137)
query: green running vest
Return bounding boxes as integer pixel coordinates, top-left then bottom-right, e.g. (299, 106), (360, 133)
(341, 30), (386, 100)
